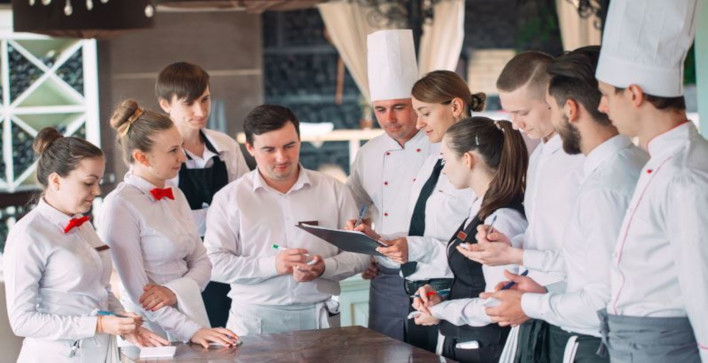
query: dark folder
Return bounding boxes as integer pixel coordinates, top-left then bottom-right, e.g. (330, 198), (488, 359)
(296, 224), (386, 256)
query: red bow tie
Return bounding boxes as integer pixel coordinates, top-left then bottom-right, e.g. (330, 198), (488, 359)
(64, 215), (90, 234)
(150, 187), (174, 201)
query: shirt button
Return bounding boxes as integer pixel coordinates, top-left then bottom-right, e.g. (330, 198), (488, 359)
(386, 152), (391, 156)
(646, 169), (653, 174)
(412, 178), (416, 182)
(384, 181), (388, 186)
(416, 148), (421, 152)
(384, 213), (389, 217)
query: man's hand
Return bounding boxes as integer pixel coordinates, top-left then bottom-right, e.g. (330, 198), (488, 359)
(139, 284), (177, 311)
(413, 312), (440, 326)
(376, 237), (408, 264)
(480, 289), (530, 327)
(275, 248), (310, 275)
(493, 270), (546, 293)
(475, 224), (512, 245)
(123, 326), (170, 347)
(457, 242), (523, 266)
(293, 255), (325, 282)
(411, 284), (442, 316)
(361, 257), (378, 280)
(344, 218), (379, 240)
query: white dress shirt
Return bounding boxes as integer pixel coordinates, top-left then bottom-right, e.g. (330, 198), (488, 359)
(429, 204), (527, 326)
(346, 130), (432, 268)
(96, 173), (211, 342)
(609, 122), (708, 359)
(404, 150), (477, 281)
(204, 167), (370, 307)
(515, 134), (584, 286)
(521, 135), (648, 337)
(169, 128), (249, 236)
(4, 199), (122, 362)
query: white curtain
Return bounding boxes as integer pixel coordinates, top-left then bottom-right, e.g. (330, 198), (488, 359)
(318, 0), (466, 102)
(555, 0), (602, 51)
(418, 0), (465, 74)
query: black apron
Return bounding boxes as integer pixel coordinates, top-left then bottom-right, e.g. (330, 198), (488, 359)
(178, 132), (231, 328)
(440, 201), (524, 363)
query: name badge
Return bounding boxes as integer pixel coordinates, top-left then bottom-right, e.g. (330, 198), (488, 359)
(456, 231), (468, 241)
(95, 245), (110, 252)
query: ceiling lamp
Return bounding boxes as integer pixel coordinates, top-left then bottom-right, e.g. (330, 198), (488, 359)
(12, 0), (156, 38)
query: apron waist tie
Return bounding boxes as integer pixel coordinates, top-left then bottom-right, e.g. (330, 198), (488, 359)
(596, 309), (610, 358)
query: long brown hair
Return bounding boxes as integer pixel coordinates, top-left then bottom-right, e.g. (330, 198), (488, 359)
(411, 70), (486, 116)
(445, 117), (528, 220)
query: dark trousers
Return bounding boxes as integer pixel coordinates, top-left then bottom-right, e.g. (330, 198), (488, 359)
(405, 305), (439, 353)
(368, 266), (409, 341)
(514, 318), (551, 363)
(201, 281), (231, 328)
(548, 324), (608, 363)
(442, 336), (505, 363)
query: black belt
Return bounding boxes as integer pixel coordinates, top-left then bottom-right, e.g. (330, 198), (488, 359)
(404, 278), (453, 295)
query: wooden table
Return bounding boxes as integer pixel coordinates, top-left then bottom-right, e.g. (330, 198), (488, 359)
(121, 326), (454, 362)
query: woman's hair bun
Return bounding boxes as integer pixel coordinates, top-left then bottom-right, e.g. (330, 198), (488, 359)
(32, 127), (63, 155)
(110, 99), (140, 131)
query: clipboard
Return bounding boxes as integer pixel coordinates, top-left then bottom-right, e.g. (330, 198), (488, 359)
(296, 224), (386, 256)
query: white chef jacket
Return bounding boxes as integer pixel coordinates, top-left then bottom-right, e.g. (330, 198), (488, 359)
(168, 128), (249, 236)
(521, 135), (648, 337)
(429, 203), (527, 326)
(609, 122), (708, 359)
(204, 167), (370, 306)
(514, 134), (584, 286)
(4, 199), (122, 362)
(403, 150), (477, 281)
(346, 130), (432, 268)
(96, 172), (211, 342)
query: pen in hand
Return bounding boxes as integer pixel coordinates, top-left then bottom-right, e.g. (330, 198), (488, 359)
(97, 310), (131, 318)
(411, 288), (451, 298)
(501, 269), (529, 290)
(354, 205), (367, 228)
(272, 244), (317, 265)
(487, 214), (498, 235)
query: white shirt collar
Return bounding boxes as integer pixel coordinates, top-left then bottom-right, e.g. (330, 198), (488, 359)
(251, 164), (312, 194)
(646, 121), (695, 159)
(382, 129), (426, 150)
(36, 198), (81, 232)
(124, 171), (171, 202)
(583, 134), (633, 179)
(541, 133), (563, 156)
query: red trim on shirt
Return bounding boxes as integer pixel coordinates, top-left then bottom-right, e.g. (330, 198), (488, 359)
(612, 155), (674, 314)
(698, 343), (707, 350)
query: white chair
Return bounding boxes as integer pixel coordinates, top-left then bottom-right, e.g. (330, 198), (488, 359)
(0, 280), (24, 361)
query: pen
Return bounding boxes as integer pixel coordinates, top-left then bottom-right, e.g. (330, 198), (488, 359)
(411, 288), (450, 298)
(97, 310), (130, 318)
(272, 244), (317, 265)
(354, 205), (367, 228)
(487, 214), (498, 234)
(501, 269), (529, 290)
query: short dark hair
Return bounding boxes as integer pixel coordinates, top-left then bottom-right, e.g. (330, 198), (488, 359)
(613, 87), (686, 111)
(243, 105), (300, 145)
(156, 62), (210, 103)
(547, 46), (610, 126)
(497, 51), (553, 100)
